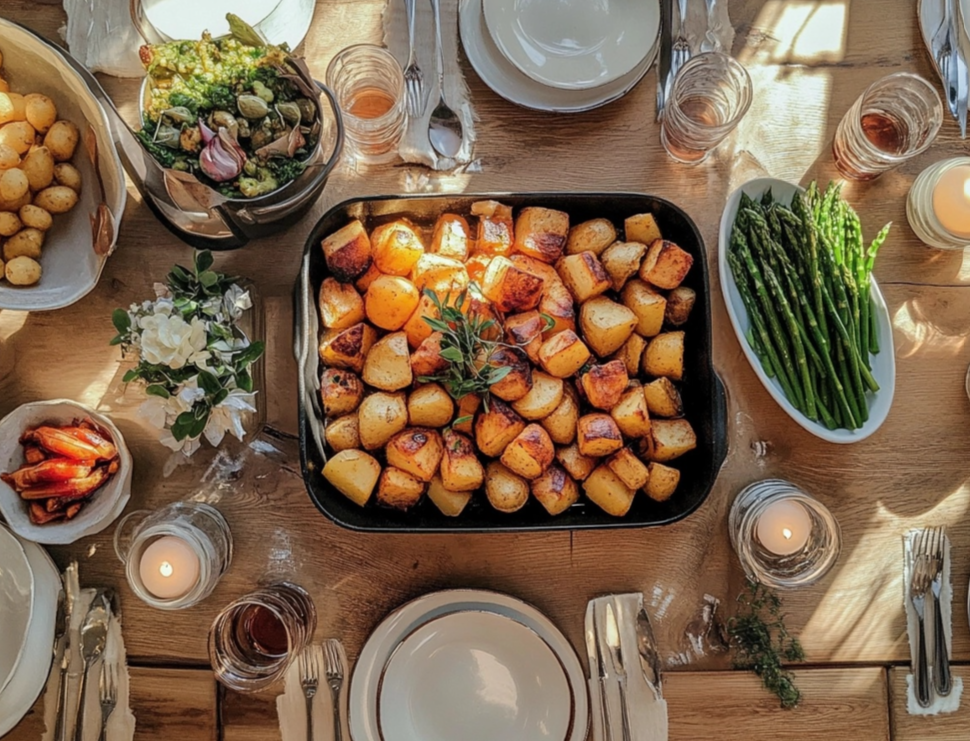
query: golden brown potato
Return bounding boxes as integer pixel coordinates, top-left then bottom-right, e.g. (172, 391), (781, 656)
(611, 384), (651, 439)
(531, 464), (580, 516)
(385, 427), (444, 482)
(472, 200), (514, 256)
(407, 383), (454, 427)
(362, 332), (413, 391)
(665, 286), (697, 326)
(0, 211), (20, 236)
(624, 213), (662, 245)
(580, 360), (629, 411)
(4, 255), (39, 285)
(357, 392), (408, 450)
(556, 443), (596, 481)
(52, 162), (81, 192)
(319, 368), (364, 417)
(539, 278), (577, 339)
(541, 384), (580, 445)
(640, 239), (694, 289)
(512, 206), (569, 263)
(643, 377), (684, 417)
(32, 185), (78, 214)
(463, 289), (503, 340)
(372, 220), (425, 275)
(504, 311), (545, 363)
(580, 296), (638, 357)
(0, 144), (18, 170)
(643, 331), (685, 381)
(0, 93), (25, 125)
(622, 279), (667, 338)
(500, 423), (555, 480)
(607, 448), (650, 490)
(488, 347), (534, 402)
(600, 240), (647, 292)
(325, 414), (360, 452)
(537, 329), (590, 378)
(647, 419), (697, 462)
(645, 462), (680, 502)
(583, 464), (635, 516)
(24, 94), (56, 134)
(402, 293), (441, 349)
(410, 253), (468, 297)
(475, 398), (526, 457)
(481, 255), (544, 312)
(18, 204), (51, 231)
(322, 449), (381, 507)
(431, 213), (471, 261)
(365, 274), (420, 331)
(511, 371), (564, 420)
(321, 219), (372, 283)
(0, 167), (27, 201)
(440, 428), (485, 491)
(509, 253), (561, 285)
(319, 277), (365, 330)
(566, 218), (616, 256)
(577, 413), (624, 457)
(19, 146), (53, 191)
(612, 333), (647, 377)
(318, 322), (377, 373)
(485, 461), (529, 512)
(556, 251), (610, 303)
(42, 120), (78, 161)
(0, 121), (33, 155)
(354, 261), (382, 293)
(428, 475), (473, 516)
(376, 467), (425, 510)
(3, 228), (43, 261)
(410, 332), (449, 377)
(453, 393), (481, 435)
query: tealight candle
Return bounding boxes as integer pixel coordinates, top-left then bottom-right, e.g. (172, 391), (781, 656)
(907, 157), (970, 250)
(755, 499), (812, 556)
(139, 535), (201, 599)
(932, 165), (970, 238)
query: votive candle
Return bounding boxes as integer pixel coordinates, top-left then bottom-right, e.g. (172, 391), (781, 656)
(932, 164), (970, 238)
(139, 535), (201, 599)
(755, 499), (812, 556)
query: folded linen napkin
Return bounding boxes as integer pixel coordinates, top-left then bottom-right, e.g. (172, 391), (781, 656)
(903, 529), (963, 715)
(62, 0), (145, 77)
(586, 594), (668, 741)
(276, 642), (350, 741)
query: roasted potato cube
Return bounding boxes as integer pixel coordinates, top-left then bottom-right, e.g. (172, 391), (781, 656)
(319, 277), (365, 330)
(665, 286), (697, 326)
(358, 392), (409, 450)
(647, 419), (697, 462)
(645, 462), (680, 502)
(431, 213), (471, 261)
(557, 443), (596, 481)
(463, 289), (503, 341)
(537, 329), (591, 378)
(512, 206), (569, 263)
(577, 413), (624, 457)
(410, 331), (449, 377)
(408, 383), (454, 427)
(403, 293), (441, 349)
(612, 333), (647, 377)
(475, 398), (527, 457)
(580, 296), (638, 357)
(488, 347), (534, 402)
(557, 251), (611, 303)
(643, 331), (685, 381)
(411, 253), (469, 295)
(318, 322), (377, 373)
(539, 279), (577, 339)
(464, 253), (492, 284)
(320, 368), (364, 417)
(531, 464), (580, 516)
(500, 424), (555, 480)
(481, 256), (544, 312)
(355, 262), (383, 293)
(362, 332), (413, 391)
(583, 464), (635, 517)
(376, 467), (425, 510)
(611, 384), (651, 438)
(510, 253), (562, 285)
(428, 475), (473, 516)
(324, 414), (360, 452)
(624, 213), (662, 245)
(453, 393), (481, 435)
(321, 219), (372, 283)
(322, 449), (381, 507)
(607, 448), (650, 490)
(601, 241), (647, 291)
(643, 377), (684, 417)
(541, 384), (580, 445)
(511, 372), (564, 421)
(485, 461), (529, 512)
(622, 279), (667, 337)
(365, 275), (421, 331)
(371, 219), (425, 275)
(472, 200), (514, 256)
(440, 429), (485, 491)
(385, 427), (444, 482)
(566, 218), (617, 256)
(505, 311), (545, 363)
(640, 239), (694, 289)
(580, 360), (629, 411)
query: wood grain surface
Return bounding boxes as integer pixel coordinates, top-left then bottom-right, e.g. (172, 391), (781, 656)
(890, 665), (970, 740)
(2, 0), (970, 738)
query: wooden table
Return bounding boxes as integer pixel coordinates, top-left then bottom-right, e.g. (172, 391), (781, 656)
(4, 0), (970, 738)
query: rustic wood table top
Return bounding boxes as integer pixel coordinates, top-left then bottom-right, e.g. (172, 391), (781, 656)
(4, 0), (970, 739)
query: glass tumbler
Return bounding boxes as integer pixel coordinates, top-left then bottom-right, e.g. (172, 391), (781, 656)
(833, 72), (942, 181)
(208, 582), (316, 692)
(326, 44), (406, 164)
(661, 52), (753, 164)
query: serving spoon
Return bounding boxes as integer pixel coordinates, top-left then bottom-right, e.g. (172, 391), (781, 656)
(428, 0), (463, 158)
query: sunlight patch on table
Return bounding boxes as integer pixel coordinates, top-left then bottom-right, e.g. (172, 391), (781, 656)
(892, 299), (970, 358)
(741, 0), (849, 66)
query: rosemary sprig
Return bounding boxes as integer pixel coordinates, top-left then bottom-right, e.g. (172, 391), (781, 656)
(727, 580), (805, 709)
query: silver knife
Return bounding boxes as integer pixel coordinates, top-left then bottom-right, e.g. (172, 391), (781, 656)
(951, 0), (969, 136)
(587, 604), (613, 740)
(656, 0), (674, 120)
(635, 606), (663, 695)
(928, 0), (969, 137)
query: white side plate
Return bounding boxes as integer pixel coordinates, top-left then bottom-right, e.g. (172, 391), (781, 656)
(0, 524), (33, 695)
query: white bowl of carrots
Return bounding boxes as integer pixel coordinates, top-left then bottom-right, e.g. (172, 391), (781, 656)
(0, 399), (132, 544)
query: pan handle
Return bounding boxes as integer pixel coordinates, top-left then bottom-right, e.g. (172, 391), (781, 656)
(711, 371), (729, 476)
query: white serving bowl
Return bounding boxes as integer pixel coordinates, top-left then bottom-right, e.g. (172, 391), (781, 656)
(0, 400), (132, 544)
(718, 177), (896, 443)
(0, 18), (126, 311)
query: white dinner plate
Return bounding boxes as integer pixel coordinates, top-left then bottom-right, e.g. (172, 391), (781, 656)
(378, 611), (572, 741)
(350, 589), (589, 741)
(0, 523), (33, 695)
(460, 0), (659, 112)
(718, 177), (896, 443)
(483, 0), (658, 91)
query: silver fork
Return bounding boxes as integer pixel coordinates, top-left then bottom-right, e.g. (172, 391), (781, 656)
(98, 661), (117, 741)
(910, 530), (932, 708)
(932, 0), (969, 136)
(403, 0), (425, 118)
(323, 640), (345, 741)
(299, 648), (319, 741)
(665, 0), (692, 104)
(928, 526), (952, 697)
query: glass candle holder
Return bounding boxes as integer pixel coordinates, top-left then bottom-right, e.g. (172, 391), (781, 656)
(326, 44), (406, 164)
(833, 72), (942, 181)
(907, 157), (970, 250)
(114, 502), (232, 610)
(661, 52), (753, 164)
(208, 582), (316, 692)
(728, 479), (841, 589)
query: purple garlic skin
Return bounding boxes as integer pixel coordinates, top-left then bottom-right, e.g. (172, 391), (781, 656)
(198, 123), (247, 182)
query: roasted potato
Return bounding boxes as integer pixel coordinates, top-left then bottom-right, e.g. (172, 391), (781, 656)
(402, 293), (441, 349)
(566, 218), (616, 256)
(509, 253), (562, 285)
(52, 162), (81, 192)
(647, 419), (697, 462)
(600, 241), (647, 291)
(376, 467), (425, 510)
(484, 346), (532, 402)
(583, 464), (635, 516)
(428, 475), (473, 516)
(410, 332), (449, 377)
(556, 443), (596, 481)
(665, 286), (697, 326)
(539, 278), (577, 339)
(357, 392), (408, 450)
(643, 331), (685, 381)
(639, 239), (694, 289)
(512, 206), (569, 263)
(18, 204), (51, 231)
(481, 255), (544, 312)
(321, 220), (372, 282)
(371, 220), (425, 276)
(24, 94), (56, 134)
(624, 213), (662, 245)
(557, 251), (610, 303)
(411, 253), (469, 295)
(322, 449), (381, 507)
(643, 377), (684, 418)
(472, 200), (514, 256)
(580, 360), (629, 411)
(453, 393), (481, 435)
(32, 185), (76, 214)
(576, 413), (624, 457)
(622, 279), (667, 337)
(319, 368), (364, 417)
(362, 332), (413, 391)
(500, 423), (555, 480)
(3, 228), (43, 260)
(531, 464), (580, 515)
(475, 398), (527, 457)
(611, 384), (651, 439)
(512, 371), (564, 420)
(365, 274), (420, 331)
(485, 461), (529, 512)
(319, 277), (365, 330)
(537, 329), (590, 378)
(612, 333), (647, 377)
(541, 384), (580, 445)
(645, 462), (680, 502)
(324, 414), (360, 452)
(504, 310), (545, 363)
(385, 427), (444, 482)
(579, 296), (638, 357)
(0, 211), (19, 236)
(318, 322), (377, 374)
(431, 213), (471, 261)
(354, 261), (382, 293)
(19, 146), (53, 191)
(43, 120), (78, 161)
(440, 428), (485, 491)
(4, 255), (39, 285)
(407, 383), (454, 427)
(607, 448), (650, 490)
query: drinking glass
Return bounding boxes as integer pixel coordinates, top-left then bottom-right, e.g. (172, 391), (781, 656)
(661, 52), (753, 164)
(326, 44), (406, 164)
(208, 582), (316, 692)
(833, 72), (942, 181)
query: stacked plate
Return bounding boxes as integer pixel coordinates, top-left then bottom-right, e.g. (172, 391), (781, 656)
(350, 589), (589, 741)
(0, 523), (60, 736)
(459, 0), (661, 112)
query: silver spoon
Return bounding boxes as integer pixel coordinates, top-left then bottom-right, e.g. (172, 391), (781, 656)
(73, 591), (110, 741)
(428, 0), (463, 158)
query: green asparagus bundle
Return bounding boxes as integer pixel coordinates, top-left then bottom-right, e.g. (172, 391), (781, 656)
(728, 182), (890, 430)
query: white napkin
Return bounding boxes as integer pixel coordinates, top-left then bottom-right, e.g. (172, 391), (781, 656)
(903, 530), (963, 715)
(679, 0), (736, 55)
(586, 594), (668, 741)
(382, 0), (477, 170)
(62, 0), (146, 78)
(276, 643), (349, 741)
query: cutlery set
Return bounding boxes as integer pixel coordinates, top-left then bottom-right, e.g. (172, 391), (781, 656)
(909, 526), (952, 708)
(920, 0), (970, 135)
(297, 640), (346, 741)
(658, 0), (723, 119)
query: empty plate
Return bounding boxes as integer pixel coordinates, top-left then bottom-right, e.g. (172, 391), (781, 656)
(0, 523), (33, 695)
(378, 610), (572, 741)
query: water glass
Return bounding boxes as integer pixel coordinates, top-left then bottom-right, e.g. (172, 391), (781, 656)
(661, 52), (753, 164)
(833, 72), (942, 181)
(208, 582), (316, 692)
(326, 44), (406, 164)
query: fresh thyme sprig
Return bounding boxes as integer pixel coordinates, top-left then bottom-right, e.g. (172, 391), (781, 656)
(727, 580), (805, 709)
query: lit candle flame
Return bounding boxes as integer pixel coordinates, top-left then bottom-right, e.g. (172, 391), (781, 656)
(962, 177), (970, 199)
(782, 528), (793, 540)
(159, 561), (174, 578)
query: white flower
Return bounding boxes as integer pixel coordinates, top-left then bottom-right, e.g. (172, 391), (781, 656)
(203, 389), (257, 447)
(159, 429), (202, 456)
(154, 282), (171, 299)
(138, 396), (169, 430)
(139, 313), (210, 369)
(222, 284), (252, 321)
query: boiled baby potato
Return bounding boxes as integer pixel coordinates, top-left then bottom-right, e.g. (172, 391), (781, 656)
(5, 255), (41, 286)
(33, 185), (78, 215)
(3, 227), (43, 260)
(0, 121), (34, 154)
(531, 464), (580, 516)
(18, 204), (52, 232)
(43, 120), (79, 162)
(24, 94), (57, 134)
(322, 449), (381, 507)
(583, 464), (635, 516)
(53, 163), (81, 193)
(318, 277), (365, 330)
(0, 144), (18, 170)
(427, 475), (473, 517)
(365, 274), (420, 331)
(362, 332), (412, 391)
(407, 383), (454, 428)
(439, 428), (484, 492)
(376, 467), (425, 511)
(0, 93), (25, 125)
(485, 461), (529, 513)
(357, 391), (408, 450)
(324, 414), (360, 452)
(0, 210), (20, 236)
(0, 167), (27, 201)
(0, 191), (28, 213)
(385, 427), (444, 482)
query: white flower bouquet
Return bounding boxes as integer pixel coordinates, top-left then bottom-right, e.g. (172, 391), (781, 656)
(110, 251), (264, 456)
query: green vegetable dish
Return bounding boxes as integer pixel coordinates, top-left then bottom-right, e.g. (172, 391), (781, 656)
(136, 16), (320, 199)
